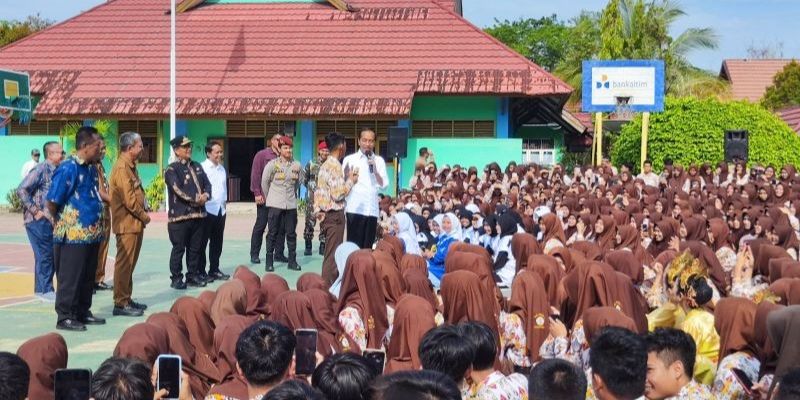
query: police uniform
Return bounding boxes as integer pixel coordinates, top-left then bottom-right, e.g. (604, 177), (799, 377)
(261, 136), (305, 271)
(302, 141), (327, 256)
(165, 136), (212, 288)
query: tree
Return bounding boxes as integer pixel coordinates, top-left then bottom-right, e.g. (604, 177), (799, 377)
(0, 14), (52, 47)
(761, 61), (800, 111)
(484, 15), (571, 72)
(747, 42), (784, 59)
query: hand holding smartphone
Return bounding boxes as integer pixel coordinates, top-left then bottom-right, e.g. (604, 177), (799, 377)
(54, 369), (92, 400)
(295, 329), (318, 376)
(731, 368), (753, 396)
(157, 355), (182, 400)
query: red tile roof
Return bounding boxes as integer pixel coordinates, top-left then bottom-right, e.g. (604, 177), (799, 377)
(0, 0), (571, 119)
(778, 106), (800, 134)
(719, 59), (795, 102)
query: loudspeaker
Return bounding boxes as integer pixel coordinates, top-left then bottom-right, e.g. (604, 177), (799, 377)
(388, 127), (409, 158)
(724, 130), (749, 163)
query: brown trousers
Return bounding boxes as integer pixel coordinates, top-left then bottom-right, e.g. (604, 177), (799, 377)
(95, 214), (111, 283)
(320, 210), (345, 286)
(113, 232), (143, 307)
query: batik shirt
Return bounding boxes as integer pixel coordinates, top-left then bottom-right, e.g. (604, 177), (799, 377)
(205, 395), (263, 400)
(713, 351), (761, 400)
(499, 311), (530, 367)
(313, 157), (352, 214)
(461, 371), (528, 400)
(538, 319), (590, 370)
(16, 160), (56, 224)
(46, 156), (105, 244)
(664, 379), (714, 400)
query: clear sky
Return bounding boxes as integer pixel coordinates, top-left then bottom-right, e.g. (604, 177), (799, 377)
(2, 0), (799, 72)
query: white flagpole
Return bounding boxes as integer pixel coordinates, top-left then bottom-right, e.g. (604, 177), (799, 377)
(170, 0), (177, 141)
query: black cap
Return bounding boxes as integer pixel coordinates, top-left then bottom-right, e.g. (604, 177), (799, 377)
(170, 135), (192, 149)
(31, 148), (41, 156)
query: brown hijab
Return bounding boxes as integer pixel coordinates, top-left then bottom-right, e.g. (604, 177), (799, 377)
(113, 322), (170, 365)
(234, 265), (269, 317)
(210, 280), (248, 325)
(146, 312), (222, 399)
(170, 296), (217, 362)
(445, 250), (502, 315)
(604, 250), (644, 285)
(376, 236), (405, 267)
(440, 270), (499, 333)
(708, 218), (732, 251)
(767, 305), (800, 396)
(400, 254), (428, 277)
(550, 246), (575, 273)
(261, 273), (291, 315)
(271, 290), (317, 332)
(304, 288), (342, 356)
(680, 241), (729, 296)
(540, 213), (567, 249)
(208, 315), (251, 400)
(714, 297), (758, 363)
(527, 254), (564, 308)
(403, 271), (440, 312)
(385, 295), (437, 374)
(336, 250), (389, 352)
(296, 272), (327, 292)
(17, 333), (67, 400)
(375, 249), (408, 307)
(570, 240), (603, 261)
(769, 258), (800, 283)
(753, 302), (784, 378)
(597, 215), (618, 251)
(511, 233), (541, 272)
(582, 307), (636, 345)
(682, 216), (708, 242)
(755, 244), (791, 277)
(198, 290), (217, 314)
(509, 270), (550, 364)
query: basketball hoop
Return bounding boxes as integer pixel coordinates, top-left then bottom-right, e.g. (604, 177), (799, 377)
(610, 96), (634, 121)
(0, 107), (12, 128)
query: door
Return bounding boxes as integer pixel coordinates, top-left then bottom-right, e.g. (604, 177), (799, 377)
(226, 137), (266, 202)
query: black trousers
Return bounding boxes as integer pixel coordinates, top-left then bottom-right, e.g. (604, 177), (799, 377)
(54, 243), (99, 322)
(251, 204), (285, 258)
(266, 208), (298, 258)
(168, 218), (205, 282)
(346, 213), (378, 249)
(201, 212), (226, 273)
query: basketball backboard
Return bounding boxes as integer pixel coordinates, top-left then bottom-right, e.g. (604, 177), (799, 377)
(0, 69), (32, 113)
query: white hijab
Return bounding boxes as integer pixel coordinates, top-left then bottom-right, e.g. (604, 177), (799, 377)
(443, 212), (462, 241)
(395, 212), (422, 256)
(329, 242), (360, 298)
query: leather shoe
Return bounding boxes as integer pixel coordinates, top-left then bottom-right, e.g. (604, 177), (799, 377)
(209, 271), (230, 280)
(250, 257), (261, 264)
(79, 313), (106, 325)
(94, 282), (113, 291)
(113, 305), (144, 317)
(56, 319), (86, 332)
(187, 279), (207, 288)
(171, 280), (187, 290)
(129, 300), (148, 310)
(200, 274), (215, 283)
(274, 253), (289, 263)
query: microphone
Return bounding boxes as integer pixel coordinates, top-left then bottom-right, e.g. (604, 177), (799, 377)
(367, 151), (374, 173)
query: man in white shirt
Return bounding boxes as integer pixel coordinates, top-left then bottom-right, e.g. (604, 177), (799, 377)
(20, 148), (40, 178)
(342, 128), (389, 249)
(637, 159), (661, 188)
(200, 141), (230, 281)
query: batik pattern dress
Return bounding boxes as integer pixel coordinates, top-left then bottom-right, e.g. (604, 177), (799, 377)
(498, 311), (530, 368)
(461, 371), (528, 400)
(712, 351), (761, 400)
(338, 306), (367, 351)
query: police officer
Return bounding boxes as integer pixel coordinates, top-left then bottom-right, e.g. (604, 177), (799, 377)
(261, 136), (305, 272)
(302, 141), (329, 256)
(165, 135), (212, 289)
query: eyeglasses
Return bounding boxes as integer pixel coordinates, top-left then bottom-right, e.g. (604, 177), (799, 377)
(180, 144), (193, 149)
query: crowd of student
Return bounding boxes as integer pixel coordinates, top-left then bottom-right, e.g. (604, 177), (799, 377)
(4, 157), (800, 400)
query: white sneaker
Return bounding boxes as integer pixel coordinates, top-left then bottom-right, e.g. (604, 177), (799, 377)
(36, 292), (56, 303)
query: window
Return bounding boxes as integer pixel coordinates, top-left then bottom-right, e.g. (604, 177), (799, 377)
(226, 120), (292, 140)
(118, 120), (159, 163)
(411, 120), (494, 137)
(522, 139), (555, 166)
(315, 120), (393, 158)
(8, 119), (81, 135)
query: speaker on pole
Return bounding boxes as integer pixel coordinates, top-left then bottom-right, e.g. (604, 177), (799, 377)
(724, 130), (748, 163)
(388, 126), (409, 158)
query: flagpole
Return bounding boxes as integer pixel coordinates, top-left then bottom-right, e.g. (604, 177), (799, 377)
(170, 0), (176, 141)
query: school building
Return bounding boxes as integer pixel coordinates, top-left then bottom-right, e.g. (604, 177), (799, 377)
(0, 0), (590, 204)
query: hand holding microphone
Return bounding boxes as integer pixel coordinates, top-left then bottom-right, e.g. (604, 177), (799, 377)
(367, 151), (375, 174)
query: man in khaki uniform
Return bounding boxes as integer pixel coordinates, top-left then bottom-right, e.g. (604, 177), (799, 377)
(109, 131), (151, 317)
(261, 136), (305, 272)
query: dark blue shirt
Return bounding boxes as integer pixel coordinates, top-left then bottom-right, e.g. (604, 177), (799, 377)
(46, 156), (105, 244)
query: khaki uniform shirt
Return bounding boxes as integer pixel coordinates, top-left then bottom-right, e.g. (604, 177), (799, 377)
(261, 157), (304, 210)
(109, 156), (150, 234)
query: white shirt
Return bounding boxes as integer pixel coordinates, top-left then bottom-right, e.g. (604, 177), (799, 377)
(201, 158), (227, 216)
(495, 235), (516, 288)
(342, 150), (389, 218)
(21, 159), (37, 178)
(637, 171), (660, 187)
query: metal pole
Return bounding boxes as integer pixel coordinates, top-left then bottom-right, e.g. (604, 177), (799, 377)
(641, 112), (650, 172)
(170, 0), (177, 141)
(594, 112), (603, 166)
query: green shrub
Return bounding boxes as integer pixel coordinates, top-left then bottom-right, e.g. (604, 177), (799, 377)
(5, 189), (22, 212)
(145, 172), (166, 212)
(611, 96), (800, 173)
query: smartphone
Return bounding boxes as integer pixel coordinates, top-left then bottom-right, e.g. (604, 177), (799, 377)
(731, 368), (753, 395)
(156, 354), (182, 399)
(363, 349), (386, 375)
(54, 369), (92, 400)
(295, 329), (318, 375)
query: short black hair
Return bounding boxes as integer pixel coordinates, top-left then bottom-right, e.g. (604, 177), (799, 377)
(205, 141), (221, 155)
(76, 126), (100, 149)
(418, 325), (474, 384)
(264, 379), (323, 400)
(91, 357), (154, 400)
(645, 328), (696, 379)
(689, 276), (713, 306)
(664, 158), (673, 166)
(43, 141), (59, 156)
(0, 352), (29, 400)
(457, 321), (497, 371)
(419, 147), (428, 157)
(369, 370), (461, 400)
(359, 127), (376, 139)
(311, 353), (378, 400)
(589, 327), (647, 400)
(643, 159), (652, 166)
(236, 321), (296, 387)
(776, 368), (800, 400)
(325, 132), (345, 153)
(529, 359), (587, 400)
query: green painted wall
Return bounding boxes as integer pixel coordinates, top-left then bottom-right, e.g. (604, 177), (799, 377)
(399, 138), (522, 189)
(515, 126), (565, 164)
(0, 135), (59, 205)
(161, 120), (226, 165)
(410, 96), (498, 121)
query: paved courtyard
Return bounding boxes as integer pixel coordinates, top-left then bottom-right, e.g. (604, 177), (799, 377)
(0, 208), (323, 369)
